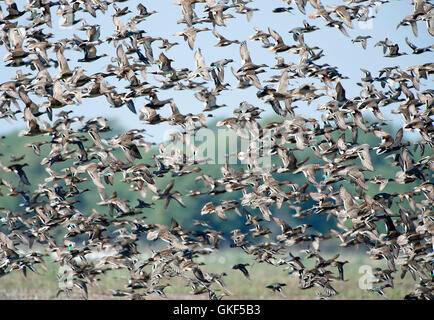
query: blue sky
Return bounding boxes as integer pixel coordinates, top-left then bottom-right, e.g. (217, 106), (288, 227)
(0, 0), (432, 142)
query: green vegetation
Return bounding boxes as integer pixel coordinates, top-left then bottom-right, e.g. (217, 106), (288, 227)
(0, 248), (417, 300)
(1, 116), (429, 237)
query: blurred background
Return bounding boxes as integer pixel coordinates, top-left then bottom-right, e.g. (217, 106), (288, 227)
(1, 0), (432, 234)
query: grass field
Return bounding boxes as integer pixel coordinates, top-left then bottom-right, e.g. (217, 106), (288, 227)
(0, 246), (418, 300)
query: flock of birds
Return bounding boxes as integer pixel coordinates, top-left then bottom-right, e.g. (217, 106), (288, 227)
(0, 0), (433, 300)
